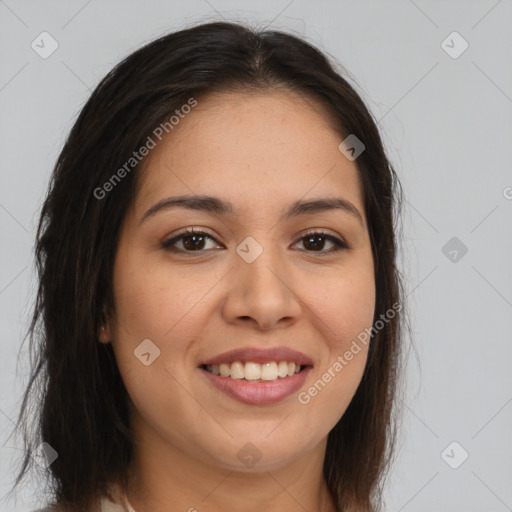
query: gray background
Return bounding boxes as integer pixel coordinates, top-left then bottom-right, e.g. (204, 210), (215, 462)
(1, 1), (511, 511)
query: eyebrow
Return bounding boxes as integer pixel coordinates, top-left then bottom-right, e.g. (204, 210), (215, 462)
(139, 194), (364, 226)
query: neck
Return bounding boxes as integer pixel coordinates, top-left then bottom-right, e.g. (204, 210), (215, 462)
(123, 420), (337, 512)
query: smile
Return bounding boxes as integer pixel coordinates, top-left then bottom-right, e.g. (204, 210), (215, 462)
(202, 361), (304, 381)
(199, 363), (312, 405)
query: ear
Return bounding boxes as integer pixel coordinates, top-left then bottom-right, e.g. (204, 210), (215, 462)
(98, 307), (112, 344)
(99, 324), (111, 344)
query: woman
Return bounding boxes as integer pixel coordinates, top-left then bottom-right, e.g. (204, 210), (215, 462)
(13, 20), (405, 512)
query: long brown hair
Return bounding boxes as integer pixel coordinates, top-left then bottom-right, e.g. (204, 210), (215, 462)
(11, 21), (406, 512)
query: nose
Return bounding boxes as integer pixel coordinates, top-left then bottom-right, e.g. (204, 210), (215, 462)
(221, 241), (302, 331)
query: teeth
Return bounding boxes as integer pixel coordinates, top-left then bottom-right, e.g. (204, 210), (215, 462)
(278, 361), (289, 378)
(231, 361), (245, 379)
(261, 362), (278, 381)
(219, 363), (230, 377)
(244, 362), (261, 380)
(205, 361), (304, 381)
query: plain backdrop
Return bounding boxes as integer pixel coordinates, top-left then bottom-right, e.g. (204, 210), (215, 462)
(1, 1), (511, 511)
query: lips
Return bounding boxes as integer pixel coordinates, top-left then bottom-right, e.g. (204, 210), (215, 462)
(199, 346), (314, 366)
(199, 365), (312, 405)
(197, 346), (314, 405)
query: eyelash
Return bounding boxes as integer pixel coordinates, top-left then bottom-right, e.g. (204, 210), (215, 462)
(161, 227), (349, 255)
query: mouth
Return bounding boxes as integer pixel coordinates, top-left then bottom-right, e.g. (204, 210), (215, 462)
(198, 361), (313, 406)
(197, 346), (314, 405)
(199, 361), (310, 382)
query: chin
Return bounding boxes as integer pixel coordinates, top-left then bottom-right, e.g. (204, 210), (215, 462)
(202, 431), (319, 473)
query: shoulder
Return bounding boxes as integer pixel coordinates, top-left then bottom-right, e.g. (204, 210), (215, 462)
(32, 500), (129, 512)
(31, 486), (127, 512)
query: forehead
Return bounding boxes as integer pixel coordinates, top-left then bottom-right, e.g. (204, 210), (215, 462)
(135, 90), (364, 218)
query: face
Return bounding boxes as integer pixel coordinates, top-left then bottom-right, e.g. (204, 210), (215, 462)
(103, 90), (376, 472)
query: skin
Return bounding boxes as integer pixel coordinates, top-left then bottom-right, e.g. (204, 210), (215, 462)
(100, 90), (376, 512)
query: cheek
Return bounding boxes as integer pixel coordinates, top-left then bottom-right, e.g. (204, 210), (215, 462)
(109, 255), (222, 386)
(296, 263), (375, 420)
(111, 256), (196, 345)
(312, 264), (376, 346)
(109, 261), (205, 443)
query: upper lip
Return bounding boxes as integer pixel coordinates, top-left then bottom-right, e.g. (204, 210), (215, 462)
(199, 347), (314, 366)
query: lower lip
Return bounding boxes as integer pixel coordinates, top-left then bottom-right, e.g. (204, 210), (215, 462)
(199, 366), (312, 405)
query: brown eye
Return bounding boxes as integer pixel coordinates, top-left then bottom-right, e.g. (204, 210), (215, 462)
(161, 228), (348, 255)
(162, 228), (221, 253)
(295, 231), (349, 254)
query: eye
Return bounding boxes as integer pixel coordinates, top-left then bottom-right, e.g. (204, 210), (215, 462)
(292, 230), (349, 254)
(161, 228), (349, 254)
(161, 228), (221, 253)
